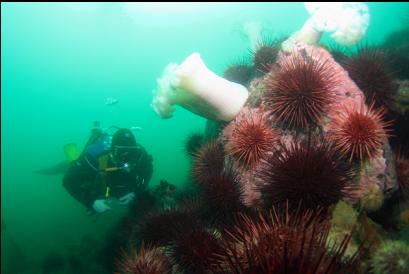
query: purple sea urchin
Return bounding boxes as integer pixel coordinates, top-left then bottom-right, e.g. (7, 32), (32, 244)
(191, 140), (225, 185)
(184, 132), (204, 157)
(342, 46), (398, 109)
(223, 61), (254, 87)
(169, 227), (221, 274)
(257, 137), (354, 211)
(252, 38), (282, 74)
(137, 208), (199, 246)
(199, 167), (246, 227)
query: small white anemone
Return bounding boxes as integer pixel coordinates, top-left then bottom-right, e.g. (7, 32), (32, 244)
(151, 53), (249, 122)
(282, 2), (370, 51)
(242, 21), (262, 52)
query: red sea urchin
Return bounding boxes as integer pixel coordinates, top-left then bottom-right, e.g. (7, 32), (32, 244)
(225, 108), (280, 169)
(264, 53), (339, 130)
(115, 242), (172, 274)
(327, 103), (393, 163)
(342, 46), (397, 109)
(213, 206), (361, 274)
(257, 137), (354, 211)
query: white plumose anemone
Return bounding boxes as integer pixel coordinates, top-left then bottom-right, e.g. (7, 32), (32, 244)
(243, 21), (262, 52)
(282, 2), (370, 51)
(152, 53), (249, 121)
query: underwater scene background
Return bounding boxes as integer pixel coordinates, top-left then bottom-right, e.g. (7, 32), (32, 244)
(2, 2), (409, 274)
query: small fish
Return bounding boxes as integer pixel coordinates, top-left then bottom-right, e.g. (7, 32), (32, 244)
(105, 97), (119, 106)
(130, 126), (142, 131)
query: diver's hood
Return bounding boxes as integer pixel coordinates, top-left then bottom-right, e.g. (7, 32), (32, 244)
(111, 128), (137, 148)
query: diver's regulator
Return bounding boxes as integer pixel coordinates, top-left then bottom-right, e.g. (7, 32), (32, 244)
(103, 162), (131, 173)
(84, 121), (141, 174)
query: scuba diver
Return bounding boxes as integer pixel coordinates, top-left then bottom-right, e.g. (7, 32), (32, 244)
(62, 122), (153, 214)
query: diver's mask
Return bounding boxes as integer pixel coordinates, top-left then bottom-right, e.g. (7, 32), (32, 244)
(85, 122), (142, 173)
(112, 144), (141, 173)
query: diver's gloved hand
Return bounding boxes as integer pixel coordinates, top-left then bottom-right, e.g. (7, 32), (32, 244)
(118, 192), (135, 205)
(92, 199), (112, 213)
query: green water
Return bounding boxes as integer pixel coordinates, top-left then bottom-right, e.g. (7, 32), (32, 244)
(1, 2), (409, 274)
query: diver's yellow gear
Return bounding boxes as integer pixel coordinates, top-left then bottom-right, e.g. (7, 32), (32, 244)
(64, 143), (80, 162)
(105, 167), (121, 172)
(96, 154), (125, 198)
(98, 155), (111, 198)
(98, 155), (121, 172)
(98, 154), (109, 170)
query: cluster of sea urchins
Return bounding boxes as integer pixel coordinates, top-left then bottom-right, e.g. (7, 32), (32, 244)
(116, 42), (402, 273)
(212, 206), (362, 274)
(122, 205), (361, 274)
(222, 37), (283, 87)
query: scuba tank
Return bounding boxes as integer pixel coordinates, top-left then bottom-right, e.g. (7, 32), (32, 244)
(81, 121), (141, 174)
(83, 121), (116, 159)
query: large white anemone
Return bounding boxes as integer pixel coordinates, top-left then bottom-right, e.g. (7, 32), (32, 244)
(282, 2), (370, 51)
(151, 53), (249, 122)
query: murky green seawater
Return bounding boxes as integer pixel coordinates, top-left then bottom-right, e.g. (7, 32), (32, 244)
(2, 3), (409, 274)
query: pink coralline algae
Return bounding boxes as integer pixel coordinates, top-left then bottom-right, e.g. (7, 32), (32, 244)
(221, 42), (397, 207)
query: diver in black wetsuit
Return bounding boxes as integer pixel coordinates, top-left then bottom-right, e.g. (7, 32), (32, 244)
(63, 123), (153, 214)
